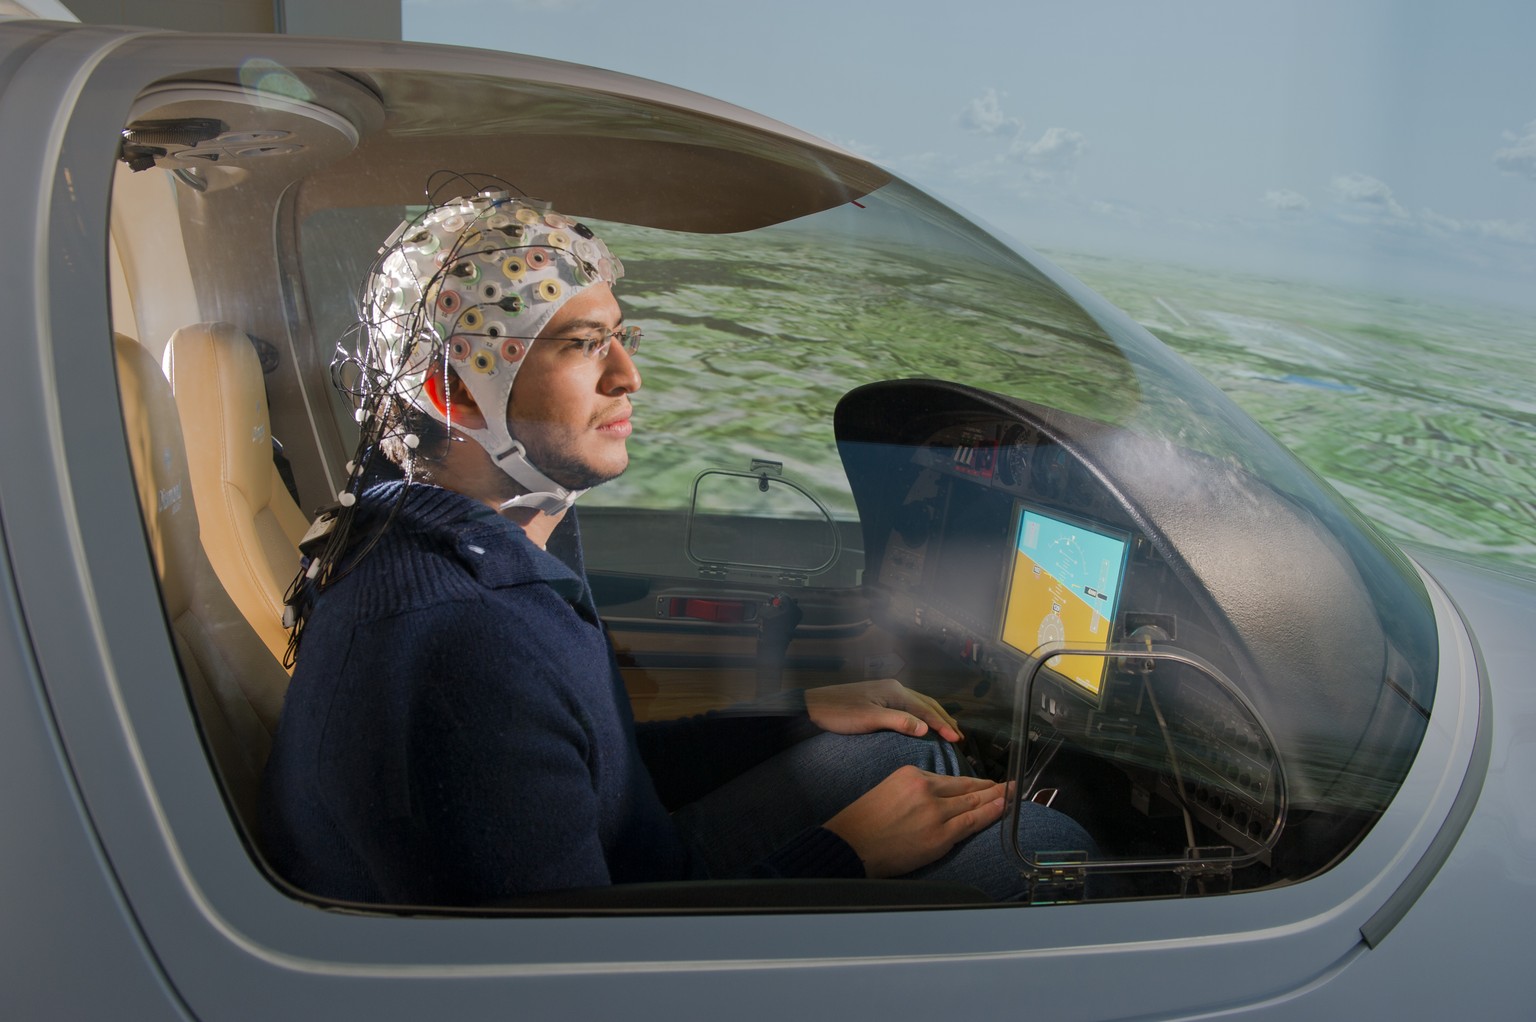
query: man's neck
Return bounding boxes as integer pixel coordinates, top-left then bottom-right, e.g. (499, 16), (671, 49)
(426, 436), (568, 549)
(497, 503), (566, 549)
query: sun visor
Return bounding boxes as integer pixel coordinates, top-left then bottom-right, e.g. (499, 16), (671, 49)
(292, 68), (891, 233)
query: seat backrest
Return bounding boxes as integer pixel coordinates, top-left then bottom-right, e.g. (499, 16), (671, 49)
(116, 334), (290, 832)
(161, 322), (310, 666)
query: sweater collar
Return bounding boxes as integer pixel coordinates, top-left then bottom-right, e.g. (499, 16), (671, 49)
(358, 480), (590, 602)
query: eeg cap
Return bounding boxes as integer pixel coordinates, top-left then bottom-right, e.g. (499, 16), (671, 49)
(364, 191), (625, 513)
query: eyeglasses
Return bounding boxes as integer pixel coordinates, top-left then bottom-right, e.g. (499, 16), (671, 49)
(446, 324), (643, 363)
(558, 324), (642, 360)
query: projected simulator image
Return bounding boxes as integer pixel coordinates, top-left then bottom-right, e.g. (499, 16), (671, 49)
(1000, 506), (1130, 699)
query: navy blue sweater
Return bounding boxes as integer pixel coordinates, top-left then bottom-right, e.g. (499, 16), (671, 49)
(259, 482), (861, 905)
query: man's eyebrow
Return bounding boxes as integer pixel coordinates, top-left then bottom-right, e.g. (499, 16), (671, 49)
(551, 317), (621, 335)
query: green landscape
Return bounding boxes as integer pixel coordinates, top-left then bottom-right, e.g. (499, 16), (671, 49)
(1050, 251), (1536, 575)
(582, 218), (1534, 577)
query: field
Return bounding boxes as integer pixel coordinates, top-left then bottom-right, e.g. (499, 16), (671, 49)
(578, 215), (1533, 578)
(1049, 251), (1536, 575)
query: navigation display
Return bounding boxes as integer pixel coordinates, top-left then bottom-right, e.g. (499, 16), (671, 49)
(1000, 505), (1130, 700)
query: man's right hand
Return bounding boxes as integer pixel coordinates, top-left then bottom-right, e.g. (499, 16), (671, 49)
(822, 766), (1008, 878)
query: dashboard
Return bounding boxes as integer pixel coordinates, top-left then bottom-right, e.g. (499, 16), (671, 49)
(836, 380), (1301, 875)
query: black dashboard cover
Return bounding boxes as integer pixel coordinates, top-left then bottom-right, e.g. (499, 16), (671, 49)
(835, 379), (1434, 817)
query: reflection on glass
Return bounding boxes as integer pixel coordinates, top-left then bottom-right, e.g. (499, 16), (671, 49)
(686, 467), (840, 578)
(1007, 644), (1287, 899)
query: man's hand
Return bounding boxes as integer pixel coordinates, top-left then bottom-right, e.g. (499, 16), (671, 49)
(823, 767), (1007, 878)
(803, 679), (963, 743)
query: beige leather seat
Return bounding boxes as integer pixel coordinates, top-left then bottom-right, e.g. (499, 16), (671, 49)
(117, 335), (290, 830)
(161, 323), (309, 666)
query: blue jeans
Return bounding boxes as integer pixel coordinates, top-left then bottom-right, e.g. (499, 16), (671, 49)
(670, 731), (1096, 900)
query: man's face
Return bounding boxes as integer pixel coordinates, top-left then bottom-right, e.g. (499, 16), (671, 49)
(507, 283), (640, 491)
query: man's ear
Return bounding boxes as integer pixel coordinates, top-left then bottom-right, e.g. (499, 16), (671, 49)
(424, 368), (488, 430)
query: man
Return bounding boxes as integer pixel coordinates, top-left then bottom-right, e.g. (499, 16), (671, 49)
(260, 191), (1091, 905)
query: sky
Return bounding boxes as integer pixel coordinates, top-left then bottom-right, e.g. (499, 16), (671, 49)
(403, 0), (1536, 311)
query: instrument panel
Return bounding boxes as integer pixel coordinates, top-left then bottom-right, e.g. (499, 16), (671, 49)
(856, 415), (1285, 866)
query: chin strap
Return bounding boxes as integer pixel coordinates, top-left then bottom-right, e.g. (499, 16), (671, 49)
(492, 444), (587, 516)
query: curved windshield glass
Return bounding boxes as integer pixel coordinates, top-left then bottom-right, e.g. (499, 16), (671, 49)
(570, 181), (1437, 894)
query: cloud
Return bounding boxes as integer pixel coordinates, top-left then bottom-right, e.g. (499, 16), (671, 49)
(951, 88), (1090, 195)
(1263, 189), (1311, 213)
(1013, 126), (1087, 169)
(970, 126), (1090, 190)
(949, 89), (1089, 198)
(1323, 174), (1532, 245)
(1419, 207), (1461, 233)
(1088, 199), (1143, 225)
(1329, 173), (1409, 220)
(1494, 120), (1536, 181)
(1473, 219), (1533, 243)
(957, 88), (1023, 137)
(1318, 177), (1536, 254)
(1421, 207), (1532, 244)
(888, 150), (954, 176)
(826, 136), (882, 160)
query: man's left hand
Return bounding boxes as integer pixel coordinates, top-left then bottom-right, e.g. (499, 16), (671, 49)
(803, 679), (963, 743)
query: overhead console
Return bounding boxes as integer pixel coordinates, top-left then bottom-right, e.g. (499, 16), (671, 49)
(835, 379), (1433, 889)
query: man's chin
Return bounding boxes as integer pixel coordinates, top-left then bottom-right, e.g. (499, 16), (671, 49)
(546, 457), (627, 493)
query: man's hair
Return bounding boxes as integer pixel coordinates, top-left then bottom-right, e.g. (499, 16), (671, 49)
(376, 394), (450, 477)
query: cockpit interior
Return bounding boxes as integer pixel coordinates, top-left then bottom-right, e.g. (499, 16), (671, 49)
(103, 51), (1438, 911)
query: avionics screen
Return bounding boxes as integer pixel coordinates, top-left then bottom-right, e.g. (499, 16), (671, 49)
(1000, 505), (1129, 700)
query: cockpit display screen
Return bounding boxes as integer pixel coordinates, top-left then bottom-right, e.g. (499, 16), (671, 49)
(1000, 505), (1130, 700)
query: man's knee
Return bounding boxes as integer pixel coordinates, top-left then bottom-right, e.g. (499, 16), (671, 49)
(819, 730), (965, 778)
(1015, 801), (1099, 857)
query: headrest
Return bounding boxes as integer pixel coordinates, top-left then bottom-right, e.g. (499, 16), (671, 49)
(114, 334), (199, 614)
(161, 322), (277, 507)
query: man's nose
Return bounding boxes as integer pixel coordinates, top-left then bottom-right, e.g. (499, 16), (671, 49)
(601, 341), (641, 394)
